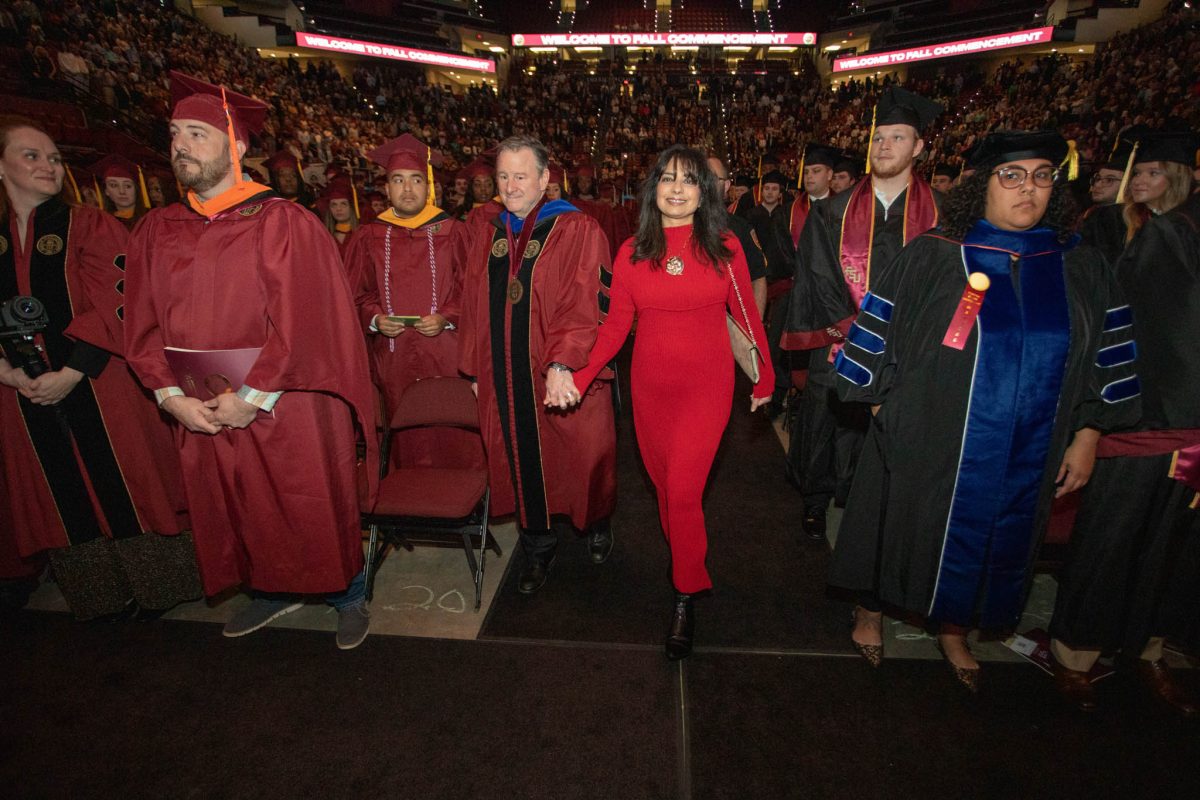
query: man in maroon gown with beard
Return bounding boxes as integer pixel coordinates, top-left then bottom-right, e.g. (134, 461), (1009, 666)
(345, 133), (481, 469)
(123, 73), (378, 649)
(459, 135), (616, 594)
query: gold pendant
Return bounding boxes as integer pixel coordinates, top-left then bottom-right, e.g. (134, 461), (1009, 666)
(665, 255), (684, 276)
(507, 278), (524, 304)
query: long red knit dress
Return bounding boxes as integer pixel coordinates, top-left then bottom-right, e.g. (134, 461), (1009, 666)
(573, 224), (774, 592)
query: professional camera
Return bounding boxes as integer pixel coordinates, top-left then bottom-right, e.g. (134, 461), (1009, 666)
(0, 295), (50, 378)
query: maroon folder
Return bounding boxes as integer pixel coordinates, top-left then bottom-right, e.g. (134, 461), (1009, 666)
(163, 346), (262, 399)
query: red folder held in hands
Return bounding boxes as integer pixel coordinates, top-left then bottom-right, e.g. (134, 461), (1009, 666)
(163, 346), (262, 399)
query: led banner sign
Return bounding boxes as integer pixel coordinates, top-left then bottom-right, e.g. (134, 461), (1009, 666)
(512, 32), (818, 48)
(833, 27), (1055, 72)
(296, 32), (496, 73)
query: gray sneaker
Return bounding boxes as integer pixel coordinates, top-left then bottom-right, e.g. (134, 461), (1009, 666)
(222, 598), (304, 638)
(336, 602), (370, 650)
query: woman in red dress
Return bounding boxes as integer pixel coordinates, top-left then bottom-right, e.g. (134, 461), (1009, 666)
(566, 145), (775, 659)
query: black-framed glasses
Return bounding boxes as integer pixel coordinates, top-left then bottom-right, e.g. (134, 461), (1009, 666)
(990, 166), (1059, 189)
(1089, 174), (1120, 185)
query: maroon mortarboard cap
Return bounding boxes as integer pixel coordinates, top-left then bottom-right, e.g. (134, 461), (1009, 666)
(574, 164), (596, 179)
(459, 158), (494, 181)
(547, 162), (566, 185)
(264, 151), (303, 174)
(367, 133), (443, 174)
(169, 71), (268, 144)
(323, 178), (354, 201)
(91, 154), (138, 181)
(598, 181), (617, 198)
(324, 164), (347, 179)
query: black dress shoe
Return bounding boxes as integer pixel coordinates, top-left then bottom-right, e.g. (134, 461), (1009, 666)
(803, 506), (827, 541)
(587, 526), (614, 565)
(665, 593), (694, 661)
(517, 556), (555, 595)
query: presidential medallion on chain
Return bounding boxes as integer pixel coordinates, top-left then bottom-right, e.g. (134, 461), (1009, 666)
(507, 278), (524, 304)
(665, 255), (685, 276)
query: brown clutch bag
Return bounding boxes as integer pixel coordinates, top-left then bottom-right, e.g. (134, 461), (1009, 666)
(727, 268), (764, 384)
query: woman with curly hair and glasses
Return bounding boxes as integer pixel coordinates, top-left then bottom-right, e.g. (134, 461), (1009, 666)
(561, 145), (775, 660)
(827, 131), (1141, 692)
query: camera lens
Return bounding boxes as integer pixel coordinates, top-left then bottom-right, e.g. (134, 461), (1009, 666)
(13, 297), (44, 321)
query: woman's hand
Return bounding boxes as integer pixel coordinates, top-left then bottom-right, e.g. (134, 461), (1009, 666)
(750, 395), (771, 413)
(1055, 427), (1101, 498)
(0, 363), (33, 393)
(24, 367), (85, 405)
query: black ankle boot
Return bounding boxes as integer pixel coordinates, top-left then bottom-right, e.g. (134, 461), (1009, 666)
(665, 593), (694, 661)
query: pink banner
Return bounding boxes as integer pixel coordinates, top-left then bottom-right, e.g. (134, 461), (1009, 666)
(512, 32), (818, 48)
(295, 32), (496, 73)
(833, 27), (1054, 72)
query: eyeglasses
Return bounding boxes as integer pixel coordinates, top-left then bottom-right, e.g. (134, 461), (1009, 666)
(990, 166), (1059, 189)
(1089, 174), (1120, 185)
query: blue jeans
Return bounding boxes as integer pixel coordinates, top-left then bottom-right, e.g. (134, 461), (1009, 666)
(252, 568), (366, 611)
(325, 569), (366, 611)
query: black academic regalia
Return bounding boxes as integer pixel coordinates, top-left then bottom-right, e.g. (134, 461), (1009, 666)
(829, 222), (1140, 629)
(784, 188), (926, 509)
(1078, 202), (1128, 267)
(724, 211), (767, 283)
(1051, 193), (1200, 655)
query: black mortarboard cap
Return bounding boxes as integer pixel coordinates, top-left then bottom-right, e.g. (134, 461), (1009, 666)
(965, 130), (1069, 171)
(874, 87), (943, 132)
(932, 162), (957, 178)
(803, 144), (841, 169)
(759, 170), (788, 188)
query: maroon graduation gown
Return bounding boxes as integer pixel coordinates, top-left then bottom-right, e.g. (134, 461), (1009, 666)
(459, 206), (617, 530)
(345, 211), (483, 468)
(0, 201), (185, 566)
(124, 192), (377, 596)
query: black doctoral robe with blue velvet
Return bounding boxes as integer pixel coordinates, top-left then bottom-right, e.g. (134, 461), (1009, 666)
(828, 221), (1140, 628)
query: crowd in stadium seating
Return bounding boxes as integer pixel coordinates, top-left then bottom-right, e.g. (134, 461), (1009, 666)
(6, 0), (1199, 191)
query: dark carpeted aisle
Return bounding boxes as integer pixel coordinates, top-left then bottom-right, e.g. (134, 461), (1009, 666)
(687, 653), (1200, 800)
(480, 353), (850, 653)
(0, 613), (677, 800)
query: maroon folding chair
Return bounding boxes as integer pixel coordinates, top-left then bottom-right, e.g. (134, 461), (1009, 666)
(361, 376), (500, 610)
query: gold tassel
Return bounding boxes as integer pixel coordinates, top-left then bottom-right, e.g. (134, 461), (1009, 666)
(93, 176), (102, 208)
(64, 165), (82, 204)
(865, 105), (877, 175)
(137, 165), (151, 208)
(1061, 140), (1079, 182)
(1116, 140), (1139, 203)
(351, 181), (360, 218)
(425, 146), (436, 210)
(755, 154), (763, 203)
(798, 144), (806, 191)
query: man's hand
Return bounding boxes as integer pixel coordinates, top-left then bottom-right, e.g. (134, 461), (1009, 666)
(204, 392), (259, 429)
(750, 394), (771, 413)
(1055, 427), (1101, 498)
(374, 314), (406, 338)
(24, 367), (85, 405)
(543, 368), (581, 409)
(162, 395), (222, 434)
(412, 313), (448, 337)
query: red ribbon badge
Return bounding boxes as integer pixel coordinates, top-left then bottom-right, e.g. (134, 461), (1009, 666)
(942, 272), (991, 350)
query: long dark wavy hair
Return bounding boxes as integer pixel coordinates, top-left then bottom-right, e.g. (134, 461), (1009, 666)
(939, 166), (1078, 243)
(632, 145), (731, 272)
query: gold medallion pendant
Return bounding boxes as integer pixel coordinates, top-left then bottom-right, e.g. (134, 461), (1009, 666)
(36, 235), (64, 256)
(665, 255), (684, 276)
(507, 278), (524, 304)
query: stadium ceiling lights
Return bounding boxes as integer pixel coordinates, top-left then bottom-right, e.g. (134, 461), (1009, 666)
(723, 46), (752, 52)
(574, 46), (603, 52)
(768, 46), (797, 52)
(529, 47), (558, 53)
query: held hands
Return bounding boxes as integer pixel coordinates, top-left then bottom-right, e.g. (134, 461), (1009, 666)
(374, 315), (405, 338)
(543, 368), (582, 410)
(412, 313), (448, 337)
(161, 395), (222, 434)
(0, 363), (34, 393)
(374, 314), (449, 338)
(23, 367), (84, 406)
(205, 392), (259, 430)
(1055, 427), (1101, 498)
